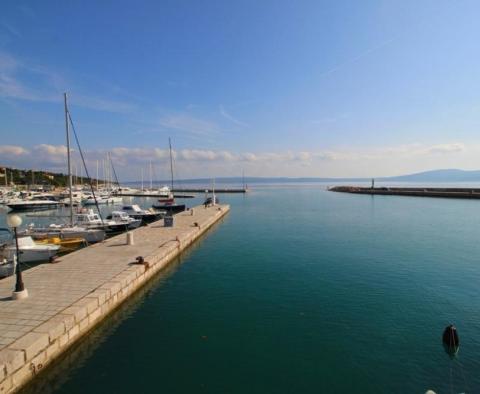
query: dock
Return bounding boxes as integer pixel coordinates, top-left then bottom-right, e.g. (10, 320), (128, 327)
(0, 204), (230, 393)
(329, 186), (480, 199)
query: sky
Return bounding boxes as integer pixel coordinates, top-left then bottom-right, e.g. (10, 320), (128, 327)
(1, 0), (480, 180)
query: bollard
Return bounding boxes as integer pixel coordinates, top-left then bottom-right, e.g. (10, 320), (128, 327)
(191, 208), (194, 216)
(126, 232), (134, 245)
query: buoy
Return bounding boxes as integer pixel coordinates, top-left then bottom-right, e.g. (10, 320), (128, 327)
(442, 324), (459, 355)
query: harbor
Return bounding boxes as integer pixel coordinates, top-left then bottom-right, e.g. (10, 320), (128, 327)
(0, 203), (229, 393)
(329, 185), (480, 199)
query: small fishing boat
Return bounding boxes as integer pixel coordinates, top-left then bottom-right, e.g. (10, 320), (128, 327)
(121, 204), (165, 224)
(21, 225), (106, 244)
(0, 236), (60, 263)
(34, 236), (86, 253)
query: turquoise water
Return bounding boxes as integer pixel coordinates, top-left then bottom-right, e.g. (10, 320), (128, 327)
(16, 185), (480, 393)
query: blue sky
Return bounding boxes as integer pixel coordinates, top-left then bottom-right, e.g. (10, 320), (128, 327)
(1, 0), (480, 179)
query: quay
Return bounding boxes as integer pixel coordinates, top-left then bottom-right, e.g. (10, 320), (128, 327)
(0, 204), (230, 393)
(329, 185), (480, 199)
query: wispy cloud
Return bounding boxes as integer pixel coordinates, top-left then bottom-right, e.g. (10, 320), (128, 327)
(158, 113), (221, 136)
(0, 50), (136, 113)
(219, 105), (249, 127)
(318, 38), (395, 78)
(0, 21), (21, 38)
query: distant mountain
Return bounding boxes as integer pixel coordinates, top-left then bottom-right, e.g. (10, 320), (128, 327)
(168, 170), (480, 184)
(381, 169), (480, 182)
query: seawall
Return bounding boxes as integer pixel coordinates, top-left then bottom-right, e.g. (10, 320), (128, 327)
(0, 204), (230, 393)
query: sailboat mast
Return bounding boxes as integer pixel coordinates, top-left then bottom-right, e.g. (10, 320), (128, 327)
(141, 167), (144, 191)
(64, 93), (74, 226)
(168, 137), (174, 191)
(96, 160), (99, 190)
(149, 160), (153, 190)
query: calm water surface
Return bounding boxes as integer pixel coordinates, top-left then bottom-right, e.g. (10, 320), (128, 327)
(10, 185), (480, 393)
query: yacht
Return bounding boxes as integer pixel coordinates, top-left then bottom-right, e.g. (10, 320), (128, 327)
(7, 195), (61, 211)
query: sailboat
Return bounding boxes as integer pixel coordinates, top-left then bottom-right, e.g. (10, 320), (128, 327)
(152, 138), (186, 214)
(23, 93), (106, 244)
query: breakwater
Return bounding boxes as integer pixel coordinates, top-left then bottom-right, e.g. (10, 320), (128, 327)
(117, 188), (247, 197)
(329, 185), (480, 199)
(0, 204), (229, 393)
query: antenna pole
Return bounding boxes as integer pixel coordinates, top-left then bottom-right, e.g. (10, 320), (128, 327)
(64, 93), (74, 226)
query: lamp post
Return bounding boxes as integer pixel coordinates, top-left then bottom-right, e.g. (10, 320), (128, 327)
(6, 214), (28, 300)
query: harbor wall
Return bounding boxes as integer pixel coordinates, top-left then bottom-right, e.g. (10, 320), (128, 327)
(0, 205), (230, 393)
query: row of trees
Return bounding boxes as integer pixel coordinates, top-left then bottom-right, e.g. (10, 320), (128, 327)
(0, 167), (100, 188)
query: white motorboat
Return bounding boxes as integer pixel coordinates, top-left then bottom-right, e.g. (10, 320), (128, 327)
(82, 195), (109, 205)
(60, 192), (85, 206)
(75, 209), (138, 233)
(106, 195), (123, 204)
(0, 236), (60, 263)
(121, 204), (165, 224)
(106, 211), (142, 229)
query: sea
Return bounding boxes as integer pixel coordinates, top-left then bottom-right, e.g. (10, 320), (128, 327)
(2, 181), (480, 393)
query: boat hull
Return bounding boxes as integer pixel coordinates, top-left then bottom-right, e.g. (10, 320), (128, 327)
(7, 203), (60, 211)
(151, 204), (186, 214)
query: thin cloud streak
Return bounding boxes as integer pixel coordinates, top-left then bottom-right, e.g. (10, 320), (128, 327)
(0, 50), (136, 113)
(219, 105), (249, 127)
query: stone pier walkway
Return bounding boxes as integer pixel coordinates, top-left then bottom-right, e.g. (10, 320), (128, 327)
(0, 204), (229, 393)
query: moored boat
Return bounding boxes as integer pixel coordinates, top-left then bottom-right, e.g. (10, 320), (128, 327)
(121, 204), (165, 224)
(106, 211), (142, 229)
(7, 195), (61, 211)
(0, 236), (60, 263)
(21, 225), (106, 244)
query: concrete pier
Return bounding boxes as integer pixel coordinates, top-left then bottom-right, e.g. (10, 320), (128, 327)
(329, 186), (480, 199)
(0, 204), (230, 393)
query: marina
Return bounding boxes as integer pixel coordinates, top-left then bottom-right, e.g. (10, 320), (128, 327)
(0, 203), (229, 393)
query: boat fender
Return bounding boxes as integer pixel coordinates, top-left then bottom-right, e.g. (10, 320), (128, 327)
(442, 324), (459, 355)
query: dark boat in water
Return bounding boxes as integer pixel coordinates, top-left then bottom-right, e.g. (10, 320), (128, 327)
(152, 198), (186, 214)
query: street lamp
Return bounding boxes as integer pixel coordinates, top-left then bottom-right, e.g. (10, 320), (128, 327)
(6, 214), (28, 300)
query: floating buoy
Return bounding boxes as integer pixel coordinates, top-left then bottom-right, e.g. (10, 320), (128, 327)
(442, 324), (459, 355)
